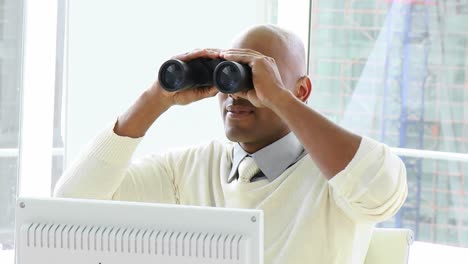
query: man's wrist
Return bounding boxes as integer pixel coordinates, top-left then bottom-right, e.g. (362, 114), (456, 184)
(145, 83), (174, 111)
(113, 86), (172, 138)
(265, 88), (297, 114)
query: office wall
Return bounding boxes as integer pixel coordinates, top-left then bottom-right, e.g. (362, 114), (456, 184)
(65, 0), (271, 165)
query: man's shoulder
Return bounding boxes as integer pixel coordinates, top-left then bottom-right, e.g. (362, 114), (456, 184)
(165, 139), (233, 160)
(187, 139), (233, 153)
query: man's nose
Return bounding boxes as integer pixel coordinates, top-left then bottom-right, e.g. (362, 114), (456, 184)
(229, 93), (241, 100)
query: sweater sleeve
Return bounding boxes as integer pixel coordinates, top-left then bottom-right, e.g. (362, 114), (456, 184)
(328, 136), (408, 222)
(53, 125), (178, 204)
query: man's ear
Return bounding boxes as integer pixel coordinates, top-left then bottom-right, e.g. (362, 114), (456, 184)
(294, 76), (312, 103)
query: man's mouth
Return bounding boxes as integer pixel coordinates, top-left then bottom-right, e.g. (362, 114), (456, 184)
(226, 105), (255, 118)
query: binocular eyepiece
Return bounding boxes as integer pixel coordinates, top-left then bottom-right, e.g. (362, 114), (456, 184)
(158, 58), (253, 94)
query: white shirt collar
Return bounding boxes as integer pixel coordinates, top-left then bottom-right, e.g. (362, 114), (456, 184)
(228, 132), (305, 183)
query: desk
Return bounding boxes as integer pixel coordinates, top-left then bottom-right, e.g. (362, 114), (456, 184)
(409, 241), (468, 264)
(4, 242), (468, 263)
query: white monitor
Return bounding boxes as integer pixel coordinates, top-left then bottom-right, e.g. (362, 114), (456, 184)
(15, 197), (264, 264)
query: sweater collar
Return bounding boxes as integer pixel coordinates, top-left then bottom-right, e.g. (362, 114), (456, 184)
(228, 132), (305, 183)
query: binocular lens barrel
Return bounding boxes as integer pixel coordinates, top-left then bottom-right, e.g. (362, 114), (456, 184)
(158, 58), (253, 93)
(158, 59), (192, 92)
(213, 61), (253, 94)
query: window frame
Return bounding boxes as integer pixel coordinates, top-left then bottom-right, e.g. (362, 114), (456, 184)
(17, 0), (65, 198)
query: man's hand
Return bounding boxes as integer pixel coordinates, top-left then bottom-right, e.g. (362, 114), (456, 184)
(222, 48), (362, 179)
(153, 48), (221, 107)
(220, 49), (290, 108)
(114, 48), (221, 138)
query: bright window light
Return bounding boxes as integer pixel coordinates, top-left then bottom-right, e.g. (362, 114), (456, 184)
(18, 0), (58, 197)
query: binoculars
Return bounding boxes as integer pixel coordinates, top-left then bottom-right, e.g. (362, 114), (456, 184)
(158, 58), (253, 94)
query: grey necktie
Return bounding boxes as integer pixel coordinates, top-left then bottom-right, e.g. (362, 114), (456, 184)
(237, 156), (260, 183)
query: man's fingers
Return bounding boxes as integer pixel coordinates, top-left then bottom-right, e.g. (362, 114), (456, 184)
(175, 49), (218, 60)
(220, 52), (254, 65)
(194, 86), (219, 100)
(220, 49), (268, 66)
(205, 48), (223, 53)
(173, 48), (221, 61)
(204, 86), (220, 98)
(222, 48), (263, 56)
(221, 50), (261, 57)
(171, 48), (262, 63)
(173, 86), (219, 105)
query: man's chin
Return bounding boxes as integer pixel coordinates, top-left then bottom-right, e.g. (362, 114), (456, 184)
(224, 129), (254, 143)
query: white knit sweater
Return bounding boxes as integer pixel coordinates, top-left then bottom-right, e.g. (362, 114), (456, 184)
(54, 127), (408, 264)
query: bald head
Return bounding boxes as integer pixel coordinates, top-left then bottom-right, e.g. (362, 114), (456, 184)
(231, 24), (307, 89)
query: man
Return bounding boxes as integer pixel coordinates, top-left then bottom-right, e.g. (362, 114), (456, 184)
(54, 24), (407, 263)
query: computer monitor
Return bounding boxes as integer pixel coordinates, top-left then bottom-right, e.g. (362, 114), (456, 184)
(15, 197), (264, 264)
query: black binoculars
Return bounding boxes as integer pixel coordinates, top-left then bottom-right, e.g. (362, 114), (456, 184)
(158, 58), (253, 94)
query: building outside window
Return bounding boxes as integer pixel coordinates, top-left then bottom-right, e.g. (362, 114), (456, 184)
(306, 0), (468, 247)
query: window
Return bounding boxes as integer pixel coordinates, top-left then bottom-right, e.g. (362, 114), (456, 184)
(0, 0), (23, 250)
(305, 0), (468, 247)
(0, 0), (65, 257)
(1, 1), (270, 262)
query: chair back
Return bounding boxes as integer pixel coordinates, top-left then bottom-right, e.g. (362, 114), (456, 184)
(364, 228), (414, 264)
